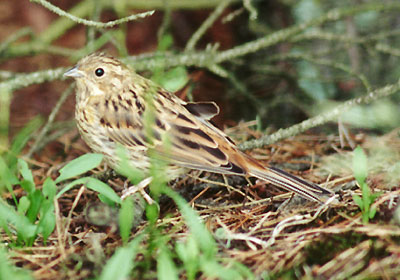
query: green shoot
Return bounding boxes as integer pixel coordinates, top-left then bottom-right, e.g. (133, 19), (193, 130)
(99, 235), (144, 280)
(352, 145), (381, 223)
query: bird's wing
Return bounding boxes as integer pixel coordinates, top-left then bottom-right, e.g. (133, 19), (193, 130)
(152, 90), (249, 175)
(92, 87), (247, 175)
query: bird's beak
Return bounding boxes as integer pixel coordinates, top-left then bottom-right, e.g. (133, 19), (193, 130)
(64, 65), (83, 78)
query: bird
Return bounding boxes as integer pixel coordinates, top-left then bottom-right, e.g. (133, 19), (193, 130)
(64, 52), (334, 203)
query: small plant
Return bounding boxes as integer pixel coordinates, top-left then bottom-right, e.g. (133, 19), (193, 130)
(352, 145), (380, 223)
(0, 126), (121, 246)
(0, 119), (55, 246)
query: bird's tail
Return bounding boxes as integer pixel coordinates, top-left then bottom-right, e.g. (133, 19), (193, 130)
(249, 165), (333, 203)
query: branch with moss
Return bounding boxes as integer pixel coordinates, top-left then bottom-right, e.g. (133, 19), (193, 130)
(7, 0), (238, 57)
(32, 0), (154, 28)
(239, 80), (400, 150)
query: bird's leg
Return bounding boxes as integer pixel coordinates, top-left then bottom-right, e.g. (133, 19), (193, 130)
(121, 177), (154, 204)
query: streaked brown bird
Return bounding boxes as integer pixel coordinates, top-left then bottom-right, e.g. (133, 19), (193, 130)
(64, 53), (333, 203)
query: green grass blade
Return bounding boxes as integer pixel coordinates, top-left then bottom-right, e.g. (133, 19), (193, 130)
(157, 246), (179, 280)
(55, 153), (103, 183)
(99, 235), (143, 280)
(56, 177), (121, 205)
(162, 187), (216, 257)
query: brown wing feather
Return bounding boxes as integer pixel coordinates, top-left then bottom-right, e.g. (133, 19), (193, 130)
(151, 89), (249, 175)
(183, 102), (219, 120)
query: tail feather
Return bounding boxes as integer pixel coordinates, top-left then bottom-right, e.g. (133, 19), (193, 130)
(249, 166), (333, 203)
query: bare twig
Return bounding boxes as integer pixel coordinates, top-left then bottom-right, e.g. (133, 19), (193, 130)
(185, 0), (232, 51)
(239, 80), (400, 150)
(26, 85), (75, 158)
(31, 0), (154, 28)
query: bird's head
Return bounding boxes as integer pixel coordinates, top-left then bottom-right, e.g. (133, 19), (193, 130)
(64, 53), (130, 101)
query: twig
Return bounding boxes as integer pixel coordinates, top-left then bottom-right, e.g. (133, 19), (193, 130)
(30, 123), (76, 154)
(63, 186), (86, 242)
(0, 67), (66, 92)
(26, 85), (75, 158)
(214, 3), (400, 63)
(185, 0), (232, 51)
(5, 3), (400, 92)
(239, 80), (400, 150)
(31, 0), (154, 28)
(243, 0), (258, 20)
(0, 27), (32, 54)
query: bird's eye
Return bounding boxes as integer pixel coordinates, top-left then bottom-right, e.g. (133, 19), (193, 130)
(95, 68), (104, 77)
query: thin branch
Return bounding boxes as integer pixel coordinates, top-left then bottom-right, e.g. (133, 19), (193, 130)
(0, 71), (16, 80)
(239, 80), (400, 150)
(31, 0), (154, 28)
(243, 0), (258, 20)
(0, 27), (32, 54)
(185, 0), (232, 51)
(215, 3), (400, 63)
(0, 67), (66, 92)
(26, 85), (75, 158)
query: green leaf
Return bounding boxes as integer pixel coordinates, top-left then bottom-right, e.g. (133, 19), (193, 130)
(18, 159), (34, 187)
(0, 199), (36, 244)
(99, 235), (143, 280)
(157, 246), (179, 280)
(353, 146), (368, 184)
(20, 180), (35, 195)
(17, 196), (30, 215)
(157, 66), (189, 92)
(176, 236), (200, 280)
(85, 178), (121, 205)
(163, 187), (216, 257)
(42, 178), (57, 200)
(201, 259), (246, 280)
(26, 190), (43, 223)
(37, 200), (55, 242)
(119, 196), (134, 244)
(0, 156), (18, 195)
(55, 153), (103, 183)
(146, 203), (160, 224)
(352, 195), (363, 210)
(371, 192), (381, 201)
(98, 193), (116, 206)
(369, 205), (377, 219)
(56, 177), (121, 205)
(361, 182), (371, 200)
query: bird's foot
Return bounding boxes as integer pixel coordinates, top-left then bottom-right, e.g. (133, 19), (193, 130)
(121, 177), (154, 204)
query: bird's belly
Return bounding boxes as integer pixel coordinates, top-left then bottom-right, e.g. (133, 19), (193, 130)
(75, 107), (150, 172)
